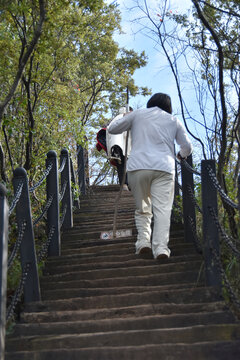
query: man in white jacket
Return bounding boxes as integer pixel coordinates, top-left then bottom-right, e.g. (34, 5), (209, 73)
(107, 93), (192, 260)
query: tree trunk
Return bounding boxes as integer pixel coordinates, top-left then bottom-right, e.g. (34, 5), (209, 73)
(0, 0), (46, 125)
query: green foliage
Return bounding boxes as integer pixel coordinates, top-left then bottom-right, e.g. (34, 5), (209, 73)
(0, 0), (149, 182)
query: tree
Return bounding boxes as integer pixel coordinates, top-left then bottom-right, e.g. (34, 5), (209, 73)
(130, 0), (239, 236)
(0, 0), (150, 182)
(0, 0), (46, 180)
(0, 0), (46, 123)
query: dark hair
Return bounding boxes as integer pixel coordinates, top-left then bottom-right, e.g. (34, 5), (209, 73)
(147, 93), (172, 114)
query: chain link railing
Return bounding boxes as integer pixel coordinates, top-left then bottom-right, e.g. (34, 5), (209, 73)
(187, 184), (203, 213)
(176, 180), (182, 191)
(188, 215), (203, 254)
(7, 220), (27, 269)
(212, 248), (240, 311)
(33, 195), (53, 226)
(0, 147), (84, 360)
(9, 182), (24, 216)
(6, 262), (30, 322)
(58, 156), (67, 173)
(178, 156), (240, 311)
(29, 163), (53, 193)
(0, 148), (76, 334)
(209, 207), (240, 258)
(60, 204), (67, 228)
(182, 159), (201, 176)
(207, 165), (240, 210)
(37, 226), (56, 263)
(59, 179), (67, 202)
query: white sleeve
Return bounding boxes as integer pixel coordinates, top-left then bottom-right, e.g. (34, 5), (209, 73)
(175, 119), (193, 158)
(107, 112), (133, 134)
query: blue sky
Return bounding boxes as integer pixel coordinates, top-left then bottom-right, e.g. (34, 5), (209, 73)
(105, 0), (208, 157)
(108, 0), (192, 109)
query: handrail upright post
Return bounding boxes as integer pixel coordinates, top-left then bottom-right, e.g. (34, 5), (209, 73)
(60, 149), (73, 229)
(77, 144), (86, 196)
(201, 160), (222, 289)
(175, 163), (180, 197)
(238, 174), (240, 217)
(70, 157), (80, 209)
(46, 151), (60, 256)
(0, 184), (8, 360)
(174, 146), (180, 197)
(181, 154), (196, 242)
(13, 168), (41, 302)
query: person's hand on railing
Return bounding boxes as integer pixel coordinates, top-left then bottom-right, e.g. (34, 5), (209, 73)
(177, 151), (186, 161)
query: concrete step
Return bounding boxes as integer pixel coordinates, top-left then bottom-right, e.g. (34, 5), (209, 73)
(71, 216), (136, 227)
(73, 216), (136, 225)
(24, 286), (222, 313)
(44, 254), (201, 272)
(79, 195), (135, 203)
(6, 341), (240, 360)
(45, 253), (200, 268)
(43, 256), (202, 275)
(75, 208), (135, 216)
(62, 224), (184, 236)
(6, 324), (240, 352)
(60, 236), (137, 249)
(75, 212), (132, 219)
(60, 230), (138, 241)
(61, 235), (185, 249)
(63, 222), (136, 233)
(41, 282), (204, 300)
(75, 206), (135, 213)
(59, 241), (197, 256)
(41, 260), (203, 282)
(61, 232), (185, 244)
(20, 301), (231, 323)
(10, 311), (237, 337)
(61, 240), (135, 254)
(77, 203), (135, 212)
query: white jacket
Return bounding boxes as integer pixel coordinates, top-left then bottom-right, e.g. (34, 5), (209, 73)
(107, 107), (192, 174)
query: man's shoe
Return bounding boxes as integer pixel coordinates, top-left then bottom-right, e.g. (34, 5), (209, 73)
(139, 247), (152, 258)
(156, 253), (169, 260)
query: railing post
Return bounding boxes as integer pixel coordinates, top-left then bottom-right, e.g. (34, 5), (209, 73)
(84, 144), (90, 188)
(181, 154), (196, 242)
(77, 144), (86, 195)
(238, 174), (240, 217)
(70, 157), (80, 209)
(201, 160), (222, 288)
(12, 168), (41, 302)
(46, 151), (60, 256)
(0, 184), (8, 360)
(60, 149), (73, 229)
(174, 146), (180, 197)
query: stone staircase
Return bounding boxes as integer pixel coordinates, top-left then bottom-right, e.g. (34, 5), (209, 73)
(5, 185), (240, 359)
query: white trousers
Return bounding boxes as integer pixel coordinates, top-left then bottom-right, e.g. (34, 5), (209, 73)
(128, 170), (175, 259)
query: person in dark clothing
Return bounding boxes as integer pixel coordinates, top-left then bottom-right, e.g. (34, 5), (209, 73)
(107, 106), (133, 189)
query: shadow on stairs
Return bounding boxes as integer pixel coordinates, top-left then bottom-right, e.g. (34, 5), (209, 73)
(5, 185), (240, 359)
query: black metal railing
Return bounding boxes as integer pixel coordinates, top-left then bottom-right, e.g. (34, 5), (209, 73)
(0, 145), (87, 359)
(176, 155), (240, 312)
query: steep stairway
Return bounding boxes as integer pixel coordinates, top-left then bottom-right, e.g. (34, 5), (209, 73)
(5, 185), (240, 359)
